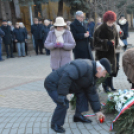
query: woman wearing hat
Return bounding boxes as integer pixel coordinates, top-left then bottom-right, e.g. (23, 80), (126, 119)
(94, 11), (119, 93)
(44, 17), (76, 71)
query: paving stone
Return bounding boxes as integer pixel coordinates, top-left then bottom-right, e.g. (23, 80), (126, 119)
(69, 123), (77, 129)
(25, 127), (32, 134)
(1, 128), (10, 134)
(80, 129), (91, 134)
(41, 127), (48, 134)
(99, 130), (110, 134)
(17, 128), (26, 134)
(88, 129), (99, 134)
(10, 128), (18, 134)
(71, 128), (81, 134)
(33, 127), (40, 134)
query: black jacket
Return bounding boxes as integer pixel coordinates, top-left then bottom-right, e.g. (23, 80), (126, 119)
(1, 25), (12, 45)
(0, 28), (5, 44)
(44, 59), (101, 113)
(118, 20), (129, 39)
(31, 24), (45, 40)
(70, 19), (94, 60)
(13, 28), (26, 42)
(43, 24), (51, 42)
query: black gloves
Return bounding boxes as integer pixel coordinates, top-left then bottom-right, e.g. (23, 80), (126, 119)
(57, 95), (68, 106)
(107, 41), (114, 47)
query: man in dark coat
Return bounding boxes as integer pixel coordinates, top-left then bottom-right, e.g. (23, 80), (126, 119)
(44, 19), (52, 55)
(1, 20), (13, 58)
(0, 28), (5, 61)
(70, 11), (94, 60)
(44, 58), (111, 133)
(31, 18), (45, 55)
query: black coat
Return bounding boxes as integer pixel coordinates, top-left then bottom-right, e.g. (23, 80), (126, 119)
(0, 28), (5, 44)
(44, 59), (101, 113)
(94, 23), (119, 76)
(31, 24), (45, 40)
(118, 20), (129, 39)
(13, 28), (26, 42)
(43, 24), (51, 42)
(1, 25), (12, 45)
(70, 19), (94, 60)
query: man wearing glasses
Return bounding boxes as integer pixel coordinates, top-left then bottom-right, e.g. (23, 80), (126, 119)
(70, 11), (94, 60)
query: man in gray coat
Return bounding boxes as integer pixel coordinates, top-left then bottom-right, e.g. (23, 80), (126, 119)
(0, 28), (5, 61)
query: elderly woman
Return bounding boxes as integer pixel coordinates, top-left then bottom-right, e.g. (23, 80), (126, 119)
(44, 19), (52, 55)
(123, 48), (134, 89)
(94, 11), (119, 93)
(44, 17), (76, 71)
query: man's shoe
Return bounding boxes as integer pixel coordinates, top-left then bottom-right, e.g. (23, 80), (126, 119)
(73, 115), (92, 123)
(51, 124), (65, 133)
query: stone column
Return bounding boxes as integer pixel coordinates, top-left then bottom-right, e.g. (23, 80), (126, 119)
(13, 0), (21, 19)
(0, 1), (7, 20)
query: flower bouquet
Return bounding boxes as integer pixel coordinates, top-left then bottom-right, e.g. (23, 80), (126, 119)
(104, 89), (134, 134)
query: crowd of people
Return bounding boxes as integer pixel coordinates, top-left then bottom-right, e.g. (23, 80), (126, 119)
(0, 9), (132, 133)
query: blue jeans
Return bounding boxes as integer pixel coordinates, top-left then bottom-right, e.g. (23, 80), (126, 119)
(0, 42), (2, 60)
(16, 42), (25, 56)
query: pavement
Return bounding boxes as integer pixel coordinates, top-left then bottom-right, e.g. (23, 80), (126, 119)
(0, 32), (133, 134)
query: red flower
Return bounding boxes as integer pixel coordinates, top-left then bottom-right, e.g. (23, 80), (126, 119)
(103, 11), (117, 22)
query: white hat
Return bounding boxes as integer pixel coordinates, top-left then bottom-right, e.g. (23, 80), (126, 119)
(54, 17), (66, 26)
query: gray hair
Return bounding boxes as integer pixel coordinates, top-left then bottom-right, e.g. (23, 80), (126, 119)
(7, 21), (12, 25)
(75, 11), (84, 17)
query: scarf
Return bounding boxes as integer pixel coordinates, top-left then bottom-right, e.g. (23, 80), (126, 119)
(119, 19), (127, 25)
(55, 29), (65, 43)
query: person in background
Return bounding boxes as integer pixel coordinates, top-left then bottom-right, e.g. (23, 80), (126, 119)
(0, 28), (5, 61)
(44, 17), (76, 71)
(7, 21), (14, 31)
(44, 58), (111, 133)
(122, 48), (134, 89)
(118, 15), (129, 51)
(115, 23), (124, 76)
(66, 21), (71, 26)
(94, 11), (119, 93)
(7, 21), (16, 54)
(70, 11), (94, 60)
(96, 17), (102, 28)
(87, 18), (95, 50)
(31, 18), (45, 55)
(19, 22), (28, 55)
(13, 22), (26, 57)
(1, 20), (14, 58)
(44, 19), (51, 55)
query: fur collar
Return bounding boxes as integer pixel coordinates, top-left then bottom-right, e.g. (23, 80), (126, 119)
(119, 19), (127, 25)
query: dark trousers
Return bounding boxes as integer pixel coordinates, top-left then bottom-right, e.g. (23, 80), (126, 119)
(116, 53), (120, 70)
(75, 91), (88, 116)
(47, 89), (89, 126)
(34, 39), (43, 55)
(47, 90), (69, 126)
(45, 48), (50, 55)
(5, 43), (13, 58)
(25, 42), (28, 55)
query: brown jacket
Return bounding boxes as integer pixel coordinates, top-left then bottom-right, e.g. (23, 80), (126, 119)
(94, 23), (119, 76)
(122, 48), (134, 83)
